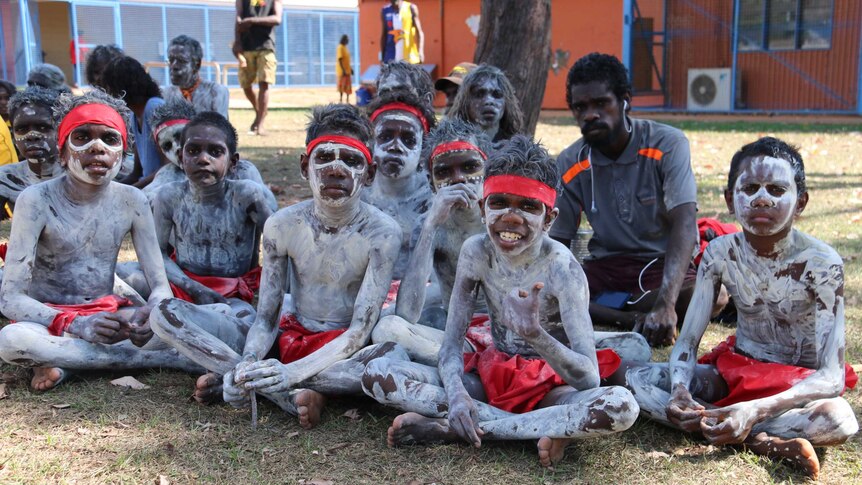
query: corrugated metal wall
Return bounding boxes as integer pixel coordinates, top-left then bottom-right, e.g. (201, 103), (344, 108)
(660, 0), (860, 112)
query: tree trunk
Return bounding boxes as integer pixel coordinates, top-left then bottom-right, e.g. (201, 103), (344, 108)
(474, 0), (551, 136)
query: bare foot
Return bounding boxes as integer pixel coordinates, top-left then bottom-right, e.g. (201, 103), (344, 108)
(294, 389), (326, 429)
(193, 373), (223, 405)
(248, 122), (259, 136)
(746, 432), (820, 479)
(387, 412), (457, 447)
(538, 437), (572, 468)
(31, 367), (64, 391)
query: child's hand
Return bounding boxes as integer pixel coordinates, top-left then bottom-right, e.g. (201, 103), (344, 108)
(223, 369), (250, 408)
(425, 184), (479, 227)
(237, 358), (293, 394)
(666, 383), (705, 432)
(194, 288), (229, 305)
(68, 312), (130, 344)
(636, 305), (677, 347)
(127, 304), (155, 347)
(700, 405), (757, 445)
(499, 283), (544, 340)
(447, 391), (484, 447)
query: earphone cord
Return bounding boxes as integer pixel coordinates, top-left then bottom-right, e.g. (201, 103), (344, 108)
(626, 257), (659, 305)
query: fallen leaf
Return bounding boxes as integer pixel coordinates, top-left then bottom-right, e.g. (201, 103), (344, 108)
(110, 376), (150, 390)
(342, 408), (361, 420)
(645, 450), (670, 460)
(163, 442), (176, 455)
(76, 428), (91, 435)
(0, 372), (17, 383)
(0, 383), (7, 400)
(326, 442), (350, 454)
(287, 431), (301, 438)
(157, 475), (171, 485)
(115, 421), (130, 429)
(51, 403), (71, 409)
(306, 480), (333, 485)
(311, 450), (319, 455)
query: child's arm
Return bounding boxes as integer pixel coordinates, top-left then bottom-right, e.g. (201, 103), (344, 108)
(396, 184), (479, 322)
(151, 188), (227, 305)
(700, 261), (848, 445)
(0, 188), (59, 325)
(439, 237), (483, 447)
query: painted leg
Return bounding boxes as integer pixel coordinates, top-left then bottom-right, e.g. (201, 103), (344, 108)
(115, 262), (151, 300)
(371, 314), (471, 366)
(227, 298), (256, 327)
(243, 86), (259, 131)
(0, 321), (203, 381)
(595, 331), (651, 362)
(256, 82), (270, 134)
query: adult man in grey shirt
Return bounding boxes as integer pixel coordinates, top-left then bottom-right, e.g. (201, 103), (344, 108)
(551, 53), (698, 348)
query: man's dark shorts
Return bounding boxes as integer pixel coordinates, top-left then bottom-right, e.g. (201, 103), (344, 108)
(582, 255), (697, 299)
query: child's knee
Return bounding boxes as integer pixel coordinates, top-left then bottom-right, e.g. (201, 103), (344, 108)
(370, 315), (405, 344)
(0, 324), (43, 365)
(361, 356), (397, 399)
(600, 385), (640, 431)
(812, 398), (859, 441)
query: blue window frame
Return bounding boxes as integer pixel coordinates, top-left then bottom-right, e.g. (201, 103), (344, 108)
(736, 0), (833, 51)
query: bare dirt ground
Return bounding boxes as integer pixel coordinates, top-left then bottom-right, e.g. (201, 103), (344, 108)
(0, 99), (860, 484)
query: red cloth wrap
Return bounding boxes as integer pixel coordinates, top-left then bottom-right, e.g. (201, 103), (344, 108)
(169, 267), (261, 304)
(382, 280), (401, 309)
(0, 242), (7, 261)
(695, 218), (739, 266)
(429, 141), (487, 169)
(43, 295), (133, 337)
(483, 174), (557, 209)
(369, 102), (430, 133)
(463, 346), (621, 413)
(57, 104), (128, 152)
(277, 314), (347, 364)
(306, 135), (372, 165)
(153, 118), (190, 141)
(698, 335), (858, 407)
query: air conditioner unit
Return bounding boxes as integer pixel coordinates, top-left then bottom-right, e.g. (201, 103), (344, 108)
(687, 68), (732, 112)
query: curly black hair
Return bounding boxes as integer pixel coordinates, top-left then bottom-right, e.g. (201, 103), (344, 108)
(85, 44), (124, 87)
(485, 134), (559, 193)
(728, 136), (806, 195)
(0, 80), (16, 98)
(169, 35), (203, 69)
(566, 53), (631, 110)
(181, 111), (238, 155)
(100, 56), (162, 106)
(149, 100), (197, 135)
(305, 103), (373, 147)
(8, 86), (61, 122)
(377, 61), (435, 104)
(450, 65), (523, 142)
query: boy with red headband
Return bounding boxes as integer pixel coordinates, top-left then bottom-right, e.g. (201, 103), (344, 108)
(0, 90), (201, 391)
(617, 137), (858, 478)
(362, 90), (436, 279)
(372, 120), (650, 366)
(362, 135), (639, 467)
(151, 104), (405, 426)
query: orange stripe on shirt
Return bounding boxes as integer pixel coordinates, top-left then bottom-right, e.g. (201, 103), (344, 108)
(561, 159), (591, 184)
(638, 147), (664, 161)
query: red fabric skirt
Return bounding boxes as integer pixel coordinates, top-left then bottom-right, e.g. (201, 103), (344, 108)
(463, 346), (622, 414)
(170, 267), (261, 304)
(698, 335), (858, 407)
(40, 295), (133, 336)
(382, 280), (401, 309)
(695, 218), (739, 266)
(277, 314), (347, 364)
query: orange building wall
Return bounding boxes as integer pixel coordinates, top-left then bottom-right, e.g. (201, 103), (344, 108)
(666, 0), (860, 111)
(358, 0), (624, 110)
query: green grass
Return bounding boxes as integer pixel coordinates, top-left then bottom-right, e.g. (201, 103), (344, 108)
(0, 109), (860, 484)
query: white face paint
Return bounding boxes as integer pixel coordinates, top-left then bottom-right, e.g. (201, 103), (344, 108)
(66, 131), (123, 185)
(372, 113), (423, 180)
(430, 149), (485, 196)
(21, 106), (36, 116)
(156, 123), (186, 167)
(483, 193), (547, 257)
(732, 155), (799, 238)
(308, 142), (368, 207)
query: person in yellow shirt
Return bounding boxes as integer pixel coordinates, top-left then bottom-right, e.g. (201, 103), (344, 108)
(0, 116), (17, 166)
(337, 35), (353, 103)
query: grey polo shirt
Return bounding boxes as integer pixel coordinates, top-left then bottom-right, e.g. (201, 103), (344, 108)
(550, 118), (697, 260)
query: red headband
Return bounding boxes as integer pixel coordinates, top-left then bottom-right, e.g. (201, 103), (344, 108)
(153, 118), (190, 141)
(370, 102), (430, 133)
(429, 141), (487, 169)
(306, 135), (372, 165)
(58, 104), (128, 152)
(483, 175), (557, 208)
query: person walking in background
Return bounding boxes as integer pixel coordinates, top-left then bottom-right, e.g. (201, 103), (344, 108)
(234, 0), (282, 136)
(380, 0), (424, 64)
(336, 35), (353, 104)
